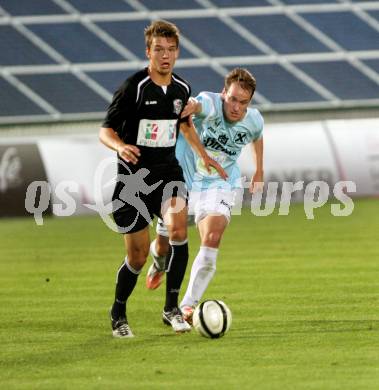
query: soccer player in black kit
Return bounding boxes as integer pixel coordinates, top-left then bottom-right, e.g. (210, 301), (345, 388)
(99, 20), (226, 337)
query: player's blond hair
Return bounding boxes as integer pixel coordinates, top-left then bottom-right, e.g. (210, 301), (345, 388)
(144, 20), (180, 49)
(225, 68), (256, 97)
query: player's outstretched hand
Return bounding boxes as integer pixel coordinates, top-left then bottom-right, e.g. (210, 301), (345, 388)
(203, 156), (228, 180)
(117, 143), (141, 165)
(249, 171), (264, 193)
(181, 97), (199, 118)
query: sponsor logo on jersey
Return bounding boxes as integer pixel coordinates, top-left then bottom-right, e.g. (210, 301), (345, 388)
(207, 119), (222, 134)
(218, 134), (229, 145)
(173, 99), (183, 115)
(145, 100), (157, 105)
(137, 119), (177, 147)
(203, 137), (236, 156)
(145, 123), (158, 140)
(234, 131), (247, 145)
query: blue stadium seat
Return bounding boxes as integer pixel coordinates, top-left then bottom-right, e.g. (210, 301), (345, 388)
(66, 0), (135, 13)
(86, 70), (135, 95)
(368, 10), (379, 22)
(175, 67), (225, 96)
(170, 17), (263, 56)
(17, 73), (109, 113)
(0, 0), (68, 16)
(211, 0), (270, 6)
(0, 78), (47, 117)
(235, 15), (332, 54)
(363, 59), (379, 75)
(27, 22), (126, 63)
(296, 61), (379, 100)
(97, 19), (195, 59)
(0, 1), (378, 123)
(231, 64), (326, 103)
(302, 11), (379, 51)
(280, 0), (338, 4)
(0, 26), (57, 66)
(138, 0), (204, 10)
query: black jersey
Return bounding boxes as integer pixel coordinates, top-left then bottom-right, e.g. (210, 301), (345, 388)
(102, 68), (191, 174)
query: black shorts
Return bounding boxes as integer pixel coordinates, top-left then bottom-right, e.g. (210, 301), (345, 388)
(112, 167), (187, 234)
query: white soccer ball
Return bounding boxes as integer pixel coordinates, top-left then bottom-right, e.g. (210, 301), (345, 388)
(192, 300), (232, 338)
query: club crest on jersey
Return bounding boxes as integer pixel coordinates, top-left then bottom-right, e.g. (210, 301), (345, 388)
(234, 132), (247, 145)
(173, 99), (183, 115)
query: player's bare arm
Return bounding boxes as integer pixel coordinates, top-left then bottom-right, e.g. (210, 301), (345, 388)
(249, 137), (264, 193)
(99, 127), (140, 165)
(180, 97), (202, 118)
(179, 119), (228, 180)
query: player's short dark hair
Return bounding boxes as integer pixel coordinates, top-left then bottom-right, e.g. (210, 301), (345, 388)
(225, 68), (256, 98)
(144, 20), (180, 49)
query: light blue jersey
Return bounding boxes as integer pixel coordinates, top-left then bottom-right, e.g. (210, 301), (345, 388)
(176, 91), (263, 191)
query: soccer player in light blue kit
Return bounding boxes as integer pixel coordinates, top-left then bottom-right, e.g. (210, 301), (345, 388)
(146, 68), (264, 323)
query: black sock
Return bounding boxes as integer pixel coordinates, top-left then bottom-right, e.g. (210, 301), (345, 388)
(164, 240), (189, 311)
(111, 258), (140, 320)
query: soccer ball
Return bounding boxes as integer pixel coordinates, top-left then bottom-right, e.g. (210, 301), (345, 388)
(192, 300), (232, 338)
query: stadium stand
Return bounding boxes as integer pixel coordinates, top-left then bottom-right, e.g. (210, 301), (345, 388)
(0, 0), (378, 124)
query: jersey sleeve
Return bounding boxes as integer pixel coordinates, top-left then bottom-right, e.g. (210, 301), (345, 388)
(195, 92), (217, 120)
(102, 79), (136, 135)
(179, 84), (192, 123)
(251, 109), (264, 141)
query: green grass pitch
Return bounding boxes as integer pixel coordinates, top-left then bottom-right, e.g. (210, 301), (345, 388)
(1, 199), (378, 389)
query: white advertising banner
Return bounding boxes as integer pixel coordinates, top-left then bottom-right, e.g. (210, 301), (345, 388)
(1, 118), (378, 218)
(37, 135), (116, 215)
(238, 118), (379, 202)
(238, 121), (339, 204)
(325, 119), (379, 197)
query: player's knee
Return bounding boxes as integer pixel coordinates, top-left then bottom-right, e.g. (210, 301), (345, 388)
(169, 226), (187, 242)
(202, 231), (222, 248)
(128, 246), (149, 268)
